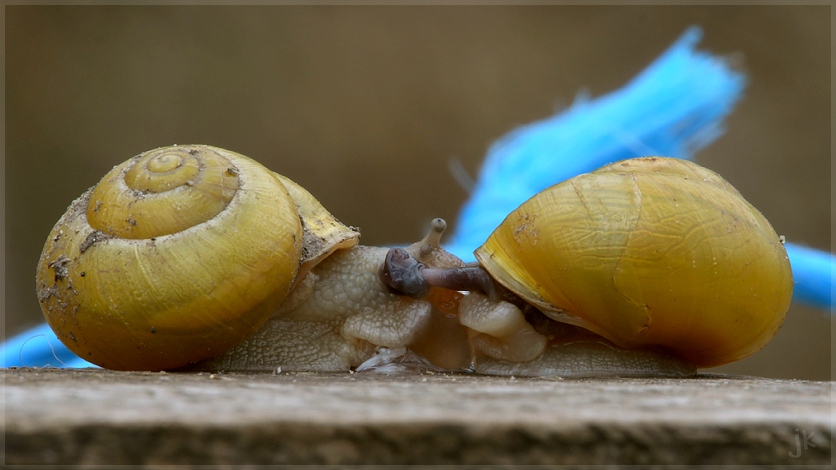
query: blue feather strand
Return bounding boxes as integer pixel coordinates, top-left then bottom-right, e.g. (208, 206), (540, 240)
(1, 323), (96, 368)
(784, 244), (834, 308)
(444, 26), (834, 312)
(445, 26), (745, 260)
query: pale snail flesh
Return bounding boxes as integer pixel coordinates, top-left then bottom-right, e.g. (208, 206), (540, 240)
(37, 147), (792, 377)
(193, 219), (475, 373)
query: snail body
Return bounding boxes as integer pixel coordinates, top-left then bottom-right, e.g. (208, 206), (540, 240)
(193, 223), (474, 372)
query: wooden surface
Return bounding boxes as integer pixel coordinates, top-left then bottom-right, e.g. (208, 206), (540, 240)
(2, 368), (832, 465)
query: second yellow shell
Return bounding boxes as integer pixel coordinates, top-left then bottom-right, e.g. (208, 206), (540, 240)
(475, 157), (793, 368)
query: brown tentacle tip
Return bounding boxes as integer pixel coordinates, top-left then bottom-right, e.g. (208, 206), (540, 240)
(379, 247), (430, 298)
(380, 246), (498, 301)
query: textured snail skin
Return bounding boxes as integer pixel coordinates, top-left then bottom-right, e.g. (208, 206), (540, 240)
(205, 213), (698, 377)
(191, 220), (474, 372)
(36, 145), (359, 371)
(475, 157), (793, 368)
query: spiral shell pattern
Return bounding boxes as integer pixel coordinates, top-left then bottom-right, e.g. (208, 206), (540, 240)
(36, 145), (304, 370)
(87, 146), (241, 239)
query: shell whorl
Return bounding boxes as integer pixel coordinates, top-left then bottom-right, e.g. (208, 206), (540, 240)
(36, 145), (304, 370)
(87, 146), (241, 239)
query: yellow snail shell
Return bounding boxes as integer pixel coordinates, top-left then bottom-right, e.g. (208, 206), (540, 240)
(474, 156), (793, 368)
(35, 145), (358, 371)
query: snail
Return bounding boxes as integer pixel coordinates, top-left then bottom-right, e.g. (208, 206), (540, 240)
(35, 144), (352, 370)
(380, 157), (794, 376)
(35, 144), (471, 371)
(37, 147), (792, 377)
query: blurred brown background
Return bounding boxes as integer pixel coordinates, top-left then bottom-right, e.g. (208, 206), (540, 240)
(5, 6), (831, 379)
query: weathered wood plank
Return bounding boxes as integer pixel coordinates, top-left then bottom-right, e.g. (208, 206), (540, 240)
(2, 368), (831, 465)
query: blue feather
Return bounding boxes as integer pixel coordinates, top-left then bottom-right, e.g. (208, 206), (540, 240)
(445, 26), (745, 259)
(1, 323), (97, 368)
(444, 26), (833, 312)
(784, 244), (834, 308)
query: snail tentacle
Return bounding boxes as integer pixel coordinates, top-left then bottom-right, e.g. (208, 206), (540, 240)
(421, 265), (499, 301)
(379, 247), (429, 298)
(380, 247), (498, 300)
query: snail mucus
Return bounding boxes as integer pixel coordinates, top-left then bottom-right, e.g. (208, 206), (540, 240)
(36, 146), (793, 376)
